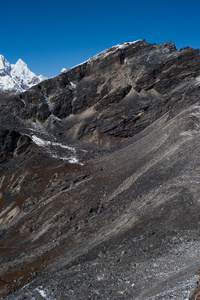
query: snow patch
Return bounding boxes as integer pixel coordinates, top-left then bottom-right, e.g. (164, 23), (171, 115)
(70, 81), (77, 90)
(31, 135), (83, 165)
(35, 287), (55, 299)
(61, 68), (67, 73)
(36, 288), (48, 298)
(180, 130), (194, 137)
(51, 141), (75, 152)
(51, 154), (82, 164)
(44, 96), (51, 110)
(28, 122), (47, 138)
(51, 115), (61, 122)
(195, 76), (200, 85)
(32, 135), (49, 147)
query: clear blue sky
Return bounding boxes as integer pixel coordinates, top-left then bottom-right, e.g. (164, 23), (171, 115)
(1, 0), (200, 77)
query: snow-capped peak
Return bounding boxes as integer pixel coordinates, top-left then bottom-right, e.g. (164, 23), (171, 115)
(0, 55), (46, 93)
(15, 58), (28, 70)
(0, 55), (11, 75)
(61, 68), (67, 73)
(11, 58), (42, 84)
(0, 54), (8, 66)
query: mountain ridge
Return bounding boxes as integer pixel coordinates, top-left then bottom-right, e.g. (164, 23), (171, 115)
(0, 39), (200, 299)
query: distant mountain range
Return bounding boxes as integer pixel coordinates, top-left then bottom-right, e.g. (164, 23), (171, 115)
(0, 55), (45, 93)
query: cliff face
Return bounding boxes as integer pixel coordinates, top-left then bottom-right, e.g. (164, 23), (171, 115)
(0, 40), (200, 299)
(5, 39), (200, 146)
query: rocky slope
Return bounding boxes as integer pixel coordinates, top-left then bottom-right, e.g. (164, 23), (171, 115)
(189, 269), (200, 300)
(0, 55), (45, 93)
(0, 39), (200, 299)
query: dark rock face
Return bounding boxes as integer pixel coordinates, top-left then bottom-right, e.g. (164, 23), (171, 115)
(0, 130), (31, 163)
(5, 40), (199, 146)
(0, 40), (200, 299)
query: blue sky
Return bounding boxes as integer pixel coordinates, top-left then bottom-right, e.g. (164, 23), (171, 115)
(1, 0), (200, 77)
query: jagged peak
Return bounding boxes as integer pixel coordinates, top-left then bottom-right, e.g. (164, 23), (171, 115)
(0, 54), (5, 61)
(0, 55), (45, 93)
(0, 54), (11, 70)
(15, 58), (28, 68)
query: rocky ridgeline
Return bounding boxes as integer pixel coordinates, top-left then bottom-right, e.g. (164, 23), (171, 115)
(2, 39), (200, 147)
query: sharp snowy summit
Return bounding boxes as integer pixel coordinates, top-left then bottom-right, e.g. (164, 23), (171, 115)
(0, 55), (45, 93)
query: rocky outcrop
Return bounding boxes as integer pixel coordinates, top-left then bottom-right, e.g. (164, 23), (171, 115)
(0, 130), (31, 163)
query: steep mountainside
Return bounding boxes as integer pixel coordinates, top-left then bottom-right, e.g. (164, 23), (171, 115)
(0, 39), (200, 299)
(0, 55), (45, 93)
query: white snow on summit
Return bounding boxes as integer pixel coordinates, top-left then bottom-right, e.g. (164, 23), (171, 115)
(70, 40), (142, 70)
(0, 55), (46, 93)
(0, 55), (11, 73)
(61, 68), (67, 73)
